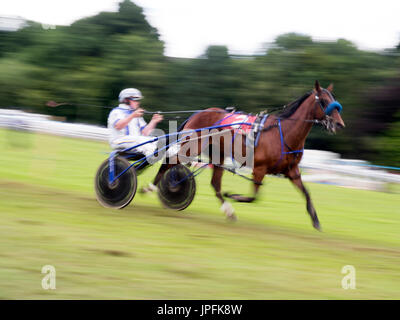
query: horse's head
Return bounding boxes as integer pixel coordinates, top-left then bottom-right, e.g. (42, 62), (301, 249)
(313, 81), (345, 133)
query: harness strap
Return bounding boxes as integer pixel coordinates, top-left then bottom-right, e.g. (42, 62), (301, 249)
(270, 119), (304, 171)
(254, 114), (269, 147)
(214, 164), (263, 185)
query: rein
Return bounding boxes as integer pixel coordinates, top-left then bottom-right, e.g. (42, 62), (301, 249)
(48, 92), (343, 130)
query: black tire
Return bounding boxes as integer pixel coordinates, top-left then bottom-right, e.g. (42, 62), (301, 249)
(95, 156), (137, 209)
(157, 164), (196, 211)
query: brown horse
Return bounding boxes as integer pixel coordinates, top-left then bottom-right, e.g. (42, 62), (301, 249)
(152, 81), (345, 230)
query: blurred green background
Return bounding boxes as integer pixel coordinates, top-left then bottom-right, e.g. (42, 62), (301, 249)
(0, 0), (399, 166)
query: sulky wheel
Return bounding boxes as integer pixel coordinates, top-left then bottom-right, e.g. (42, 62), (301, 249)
(157, 164), (196, 211)
(95, 156), (137, 209)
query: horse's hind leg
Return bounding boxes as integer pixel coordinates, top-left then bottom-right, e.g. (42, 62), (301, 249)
(211, 165), (236, 221)
(146, 128), (196, 191)
(141, 162), (173, 193)
(153, 163), (171, 185)
(287, 166), (321, 231)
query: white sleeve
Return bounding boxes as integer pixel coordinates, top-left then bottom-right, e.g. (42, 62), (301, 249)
(139, 117), (147, 133)
(108, 109), (123, 128)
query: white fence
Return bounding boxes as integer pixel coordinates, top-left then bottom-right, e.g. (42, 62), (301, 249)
(1, 108), (398, 190)
(0, 109), (109, 141)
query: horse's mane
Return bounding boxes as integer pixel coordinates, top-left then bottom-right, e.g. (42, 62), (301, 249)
(278, 91), (313, 119)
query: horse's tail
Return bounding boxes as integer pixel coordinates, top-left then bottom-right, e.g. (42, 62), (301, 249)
(177, 110), (204, 131)
(163, 112), (199, 160)
(165, 112), (198, 149)
(177, 117), (190, 132)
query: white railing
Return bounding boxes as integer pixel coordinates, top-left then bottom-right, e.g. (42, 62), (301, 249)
(0, 109), (109, 141)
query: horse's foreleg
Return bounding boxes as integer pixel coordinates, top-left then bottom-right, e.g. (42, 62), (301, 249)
(211, 165), (236, 221)
(287, 167), (321, 231)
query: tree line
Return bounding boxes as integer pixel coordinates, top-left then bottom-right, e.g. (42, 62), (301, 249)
(0, 0), (399, 166)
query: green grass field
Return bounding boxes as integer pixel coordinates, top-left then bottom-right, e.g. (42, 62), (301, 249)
(0, 128), (399, 299)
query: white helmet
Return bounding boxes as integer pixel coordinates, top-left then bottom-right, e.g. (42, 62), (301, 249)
(119, 88), (143, 102)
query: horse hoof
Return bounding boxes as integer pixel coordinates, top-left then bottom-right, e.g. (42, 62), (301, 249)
(139, 187), (146, 194)
(139, 183), (157, 194)
(313, 220), (322, 231)
(221, 202), (236, 221)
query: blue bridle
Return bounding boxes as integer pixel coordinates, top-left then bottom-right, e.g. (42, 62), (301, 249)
(315, 92), (343, 115)
(325, 101), (343, 115)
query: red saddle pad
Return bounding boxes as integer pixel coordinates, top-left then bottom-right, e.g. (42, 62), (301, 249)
(219, 113), (257, 134)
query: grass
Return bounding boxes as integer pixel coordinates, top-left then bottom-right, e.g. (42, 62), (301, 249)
(0, 128), (399, 299)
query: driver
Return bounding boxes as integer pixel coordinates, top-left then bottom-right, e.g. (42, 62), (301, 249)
(107, 88), (163, 156)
